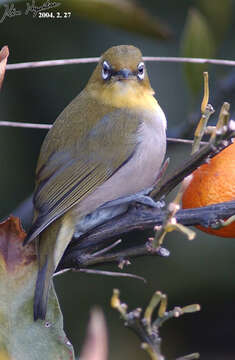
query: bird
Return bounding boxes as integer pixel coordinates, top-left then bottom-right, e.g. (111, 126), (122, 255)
(24, 45), (167, 321)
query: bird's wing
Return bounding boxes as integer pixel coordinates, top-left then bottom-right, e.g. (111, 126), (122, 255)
(25, 109), (141, 244)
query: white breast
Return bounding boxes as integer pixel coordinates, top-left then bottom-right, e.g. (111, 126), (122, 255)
(132, 106), (167, 190)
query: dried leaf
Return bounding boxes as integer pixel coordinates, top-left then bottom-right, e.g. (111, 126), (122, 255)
(0, 216), (74, 360)
(0, 45), (9, 90)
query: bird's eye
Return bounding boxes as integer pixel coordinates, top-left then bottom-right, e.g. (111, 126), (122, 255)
(137, 62), (145, 80)
(102, 61), (111, 80)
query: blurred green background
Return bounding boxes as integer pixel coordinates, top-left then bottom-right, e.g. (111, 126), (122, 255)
(1, 0), (235, 358)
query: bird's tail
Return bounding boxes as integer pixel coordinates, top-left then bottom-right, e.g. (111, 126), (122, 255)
(33, 214), (75, 321)
(34, 256), (51, 320)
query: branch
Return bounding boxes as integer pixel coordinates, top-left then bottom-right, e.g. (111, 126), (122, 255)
(111, 289), (200, 360)
(58, 200), (235, 270)
(6, 56), (235, 71)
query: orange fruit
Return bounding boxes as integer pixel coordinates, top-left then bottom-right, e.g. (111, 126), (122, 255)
(182, 141), (235, 238)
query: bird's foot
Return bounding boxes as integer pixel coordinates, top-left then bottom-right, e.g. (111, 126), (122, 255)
(100, 187), (164, 209)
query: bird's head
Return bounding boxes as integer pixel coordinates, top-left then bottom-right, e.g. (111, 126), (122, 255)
(87, 45), (155, 108)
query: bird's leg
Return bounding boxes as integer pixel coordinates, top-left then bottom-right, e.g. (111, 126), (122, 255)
(100, 188), (164, 209)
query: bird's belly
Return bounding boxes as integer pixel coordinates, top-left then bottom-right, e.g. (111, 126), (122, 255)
(72, 112), (166, 235)
(99, 111), (166, 197)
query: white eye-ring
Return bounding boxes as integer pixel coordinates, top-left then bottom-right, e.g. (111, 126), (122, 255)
(102, 61), (111, 80)
(137, 62), (145, 80)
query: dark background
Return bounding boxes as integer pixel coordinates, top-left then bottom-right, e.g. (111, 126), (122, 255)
(1, 0), (235, 358)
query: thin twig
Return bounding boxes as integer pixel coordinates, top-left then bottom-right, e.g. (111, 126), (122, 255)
(0, 121), (208, 145)
(0, 121), (51, 129)
(76, 268), (146, 283)
(6, 57), (100, 70)
(145, 56), (235, 66)
(6, 56), (235, 71)
(90, 239), (122, 257)
(167, 137), (207, 145)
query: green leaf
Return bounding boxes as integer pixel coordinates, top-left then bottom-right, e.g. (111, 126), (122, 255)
(181, 8), (215, 95)
(66, 0), (172, 40)
(198, 0), (232, 44)
(0, 216), (75, 360)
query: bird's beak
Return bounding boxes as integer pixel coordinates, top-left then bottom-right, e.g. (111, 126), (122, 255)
(114, 68), (136, 81)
